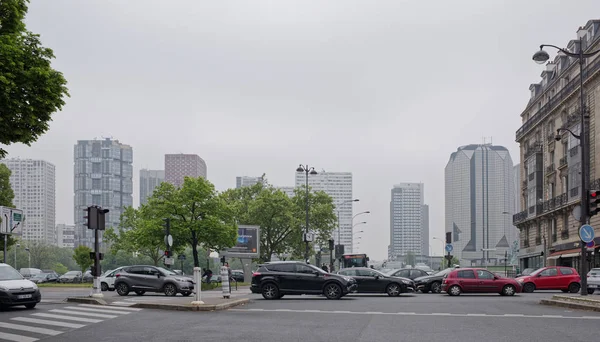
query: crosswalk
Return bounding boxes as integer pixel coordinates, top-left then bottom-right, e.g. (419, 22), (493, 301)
(0, 304), (142, 341)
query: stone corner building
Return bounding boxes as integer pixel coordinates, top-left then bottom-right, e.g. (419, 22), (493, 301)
(513, 20), (600, 272)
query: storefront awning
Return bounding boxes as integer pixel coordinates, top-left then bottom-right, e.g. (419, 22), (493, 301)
(547, 248), (593, 260)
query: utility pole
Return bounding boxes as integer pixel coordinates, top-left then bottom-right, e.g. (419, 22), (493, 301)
(164, 218), (173, 269)
(84, 205), (108, 298)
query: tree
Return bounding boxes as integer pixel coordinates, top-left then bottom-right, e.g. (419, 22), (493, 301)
(52, 262), (68, 275)
(0, 0), (69, 158)
(0, 164), (17, 252)
(72, 245), (93, 274)
(148, 177), (237, 267)
(442, 256), (460, 268)
(26, 241), (53, 269)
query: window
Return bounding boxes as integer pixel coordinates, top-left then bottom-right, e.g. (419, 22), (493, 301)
(126, 267), (143, 274)
(540, 268), (558, 277)
(476, 270), (495, 279)
(559, 268), (574, 275)
(296, 265), (316, 274)
(395, 270), (410, 278)
(356, 269), (376, 277)
(410, 270), (425, 279)
(267, 264), (294, 273)
(339, 269), (357, 276)
(457, 270), (475, 279)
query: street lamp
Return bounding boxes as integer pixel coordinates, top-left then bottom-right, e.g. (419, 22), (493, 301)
(532, 39), (600, 296)
(296, 164), (318, 263)
(433, 237), (445, 265)
(335, 199), (360, 252)
(15, 243), (20, 269)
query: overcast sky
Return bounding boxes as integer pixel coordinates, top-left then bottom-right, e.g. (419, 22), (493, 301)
(4, 0), (600, 260)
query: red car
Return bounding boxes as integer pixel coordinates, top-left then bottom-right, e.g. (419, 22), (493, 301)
(515, 266), (580, 293)
(441, 268), (522, 296)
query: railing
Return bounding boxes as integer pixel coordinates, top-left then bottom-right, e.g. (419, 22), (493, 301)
(559, 156), (568, 167)
(513, 210), (528, 224)
(546, 164), (555, 174)
(535, 236), (542, 245)
(561, 230), (569, 240)
(528, 206), (535, 214)
(516, 43), (600, 141)
(570, 187), (579, 197)
(547, 134), (555, 143)
(524, 143), (543, 159)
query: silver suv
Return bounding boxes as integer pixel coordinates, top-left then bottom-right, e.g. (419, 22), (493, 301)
(114, 265), (194, 297)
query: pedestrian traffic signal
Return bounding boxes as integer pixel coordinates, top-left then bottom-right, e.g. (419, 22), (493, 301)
(83, 206), (109, 230)
(164, 250), (171, 258)
(590, 190), (600, 217)
(446, 232), (452, 244)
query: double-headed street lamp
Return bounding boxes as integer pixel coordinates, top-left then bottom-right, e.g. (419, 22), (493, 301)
(332, 199), (359, 271)
(532, 39), (600, 296)
(296, 164), (318, 262)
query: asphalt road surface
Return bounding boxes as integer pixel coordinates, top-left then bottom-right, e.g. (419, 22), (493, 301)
(17, 290), (600, 341)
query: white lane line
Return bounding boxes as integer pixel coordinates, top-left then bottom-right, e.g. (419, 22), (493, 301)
(432, 313), (452, 316)
(542, 315), (564, 318)
(76, 304), (142, 311)
(64, 306), (131, 315)
(0, 322), (62, 336)
(32, 313), (103, 323)
(274, 309), (292, 312)
(245, 309), (264, 311)
(332, 311), (353, 314)
(503, 314), (524, 317)
(11, 317), (85, 329)
(0, 331), (39, 342)
(49, 309), (117, 319)
(467, 314), (488, 317)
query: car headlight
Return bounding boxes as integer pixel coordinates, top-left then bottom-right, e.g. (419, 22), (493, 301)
(31, 283), (38, 290)
(0, 285), (8, 291)
(343, 277), (353, 282)
(174, 278), (186, 282)
(401, 280), (411, 285)
(516, 278), (524, 283)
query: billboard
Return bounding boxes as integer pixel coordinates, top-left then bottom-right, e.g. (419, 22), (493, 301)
(0, 207), (24, 235)
(221, 225), (260, 258)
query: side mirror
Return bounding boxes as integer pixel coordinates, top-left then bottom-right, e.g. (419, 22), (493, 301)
(313, 271), (320, 276)
(156, 273), (161, 278)
(374, 275), (380, 279)
(537, 274), (542, 277)
(493, 276), (498, 280)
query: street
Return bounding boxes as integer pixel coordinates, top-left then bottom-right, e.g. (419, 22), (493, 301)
(0, 289), (594, 341)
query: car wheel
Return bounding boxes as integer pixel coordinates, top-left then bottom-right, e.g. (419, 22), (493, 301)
(587, 288), (595, 295)
(101, 282), (109, 291)
(568, 283), (581, 293)
(116, 283), (130, 296)
(25, 303), (36, 309)
(163, 283), (177, 297)
(448, 285), (461, 296)
(502, 285), (516, 296)
(323, 283), (342, 300)
(522, 282), (535, 293)
(430, 282), (442, 294)
(181, 292), (192, 297)
(261, 283), (279, 300)
(386, 283), (401, 297)
(135, 290), (146, 296)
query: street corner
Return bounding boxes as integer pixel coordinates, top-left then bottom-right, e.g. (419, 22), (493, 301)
(540, 294), (600, 312)
(124, 297), (251, 312)
(66, 297), (108, 306)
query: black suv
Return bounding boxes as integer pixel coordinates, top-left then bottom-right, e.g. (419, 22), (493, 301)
(251, 261), (358, 300)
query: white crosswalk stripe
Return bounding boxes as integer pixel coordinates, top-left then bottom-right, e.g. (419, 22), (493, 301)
(0, 304), (143, 341)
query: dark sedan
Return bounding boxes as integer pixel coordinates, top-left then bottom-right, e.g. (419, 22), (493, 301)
(414, 267), (458, 293)
(386, 268), (430, 280)
(337, 267), (415, 296)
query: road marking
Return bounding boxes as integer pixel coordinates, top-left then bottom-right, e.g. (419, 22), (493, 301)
(107, 302), (142, 309)
(0, 322), (62, 336)
(32, 313), (103, 323)
(49, 309), (117, 319)
(77, 303), (142, 311)
(0, 331), (39, 342)
(229, 308), (600, 320)
(11, 317), (85, 329)
(63, 306), (132, 315)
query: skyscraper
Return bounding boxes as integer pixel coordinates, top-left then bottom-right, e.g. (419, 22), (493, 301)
(56, 223), (75, 248)
(389, 183), (428, 260)
(140, 169), (164, 205)
(164, 154), (207, 187)
(74, 138), (133, 248)
(295, 171), (353, 253)
(0, 159), (55, 244)
(236, 176), (264, 188)
(445, 144), (516, 266)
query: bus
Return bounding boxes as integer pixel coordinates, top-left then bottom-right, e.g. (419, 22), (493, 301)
(342, 253), (369, 268)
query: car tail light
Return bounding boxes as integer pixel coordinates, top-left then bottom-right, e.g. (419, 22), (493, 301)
(115, 274), (121, 278)
(252, 272), (261, 277)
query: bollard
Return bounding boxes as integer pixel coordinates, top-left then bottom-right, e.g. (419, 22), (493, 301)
(221, 266), (230, 299)
(191, 267), (204, 305)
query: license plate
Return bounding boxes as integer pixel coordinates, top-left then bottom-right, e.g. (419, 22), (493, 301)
(17, 294), (32, 299)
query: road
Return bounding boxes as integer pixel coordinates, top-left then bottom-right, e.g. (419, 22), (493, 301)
(6, 290), (595, 341)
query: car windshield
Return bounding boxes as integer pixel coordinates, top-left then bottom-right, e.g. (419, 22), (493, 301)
(101, 269), (113, 277)
(0, 266), (24, 281)
(433, 268), (453, 277)
(529, 268), (545, 276)
(522, 268), (536, 275)
(64, 271), (80, 276)
(32, 273), (47, 279)
(158, 267), (177, 276)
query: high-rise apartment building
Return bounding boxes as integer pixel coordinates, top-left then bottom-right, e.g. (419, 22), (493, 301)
(74, 138), (133, 248)
(236, 176), (264, 188)
(277, 186), (296, 198)
(140, 169), (164, 205)
(295, 171), (354, 253)
(56, 223), (75, 248)
(389, 183), (428, 260)
(164, 154), (207, 188)
(0, 159), (55, 244)
(513, 20), (600, 271)
(445, 144), (516, 266)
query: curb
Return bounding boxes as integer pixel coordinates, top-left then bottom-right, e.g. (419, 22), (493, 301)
(66, 297), (107, 305)
(128, 298), (250, 311)
(539, 299), (600, 312)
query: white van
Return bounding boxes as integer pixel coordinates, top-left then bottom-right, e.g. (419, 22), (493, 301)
(19, 268), (42, 279)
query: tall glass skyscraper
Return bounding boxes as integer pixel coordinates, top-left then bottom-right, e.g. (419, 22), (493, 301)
(389, 183), (428, 260)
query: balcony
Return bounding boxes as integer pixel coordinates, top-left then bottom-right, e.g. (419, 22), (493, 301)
(513, 210), (528, 225)
(542, 193), (568, 213)
(570, 187), (579, 197)
(546, 134), (556, 143)
(546, 163), (555, 174)
(559, 156), (568, 168)
(535, 236), (542, 245)
(524, 143), (543, 160)
(561, 230), (569, 240)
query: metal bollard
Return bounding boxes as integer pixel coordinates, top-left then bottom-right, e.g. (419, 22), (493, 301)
(221, 266), (230, 298)
(191, 267), (204, 305)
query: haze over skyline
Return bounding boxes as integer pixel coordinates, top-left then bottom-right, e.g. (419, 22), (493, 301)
(4, 0), (600, 260)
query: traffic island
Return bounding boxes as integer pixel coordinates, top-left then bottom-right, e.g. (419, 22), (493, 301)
(540, 294), (600, 312)
(130, 297), (250, 311)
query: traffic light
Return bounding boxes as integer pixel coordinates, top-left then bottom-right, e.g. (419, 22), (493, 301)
(164, 250), (171, 258)
(84, 206), (99, 229)
(328, 239), (335, 251)
(590, 190), (600, 217)
(446, 232), (452, 244)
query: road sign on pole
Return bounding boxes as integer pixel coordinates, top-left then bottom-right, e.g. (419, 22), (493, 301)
(445, 244), (453, 253)
(586, 241), (596, 249)
(579, 225), (595, 243)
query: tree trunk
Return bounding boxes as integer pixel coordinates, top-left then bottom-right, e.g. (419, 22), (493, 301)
(191, 234), (200, 267)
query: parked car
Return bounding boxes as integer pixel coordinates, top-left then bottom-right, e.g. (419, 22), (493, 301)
(231, 270), (244, 282)
(587, 268), (600, 294)
(442, 268), (522, 296)
(413, 267), (459, 293)
(19, 268), (42, 279)
(386, 268), (430, 280)
(58, 271), (82, 283)
(114, 265), (194, 297)
(251, 261), (358, 300)
(337, 267), (414, 296)
(516, 266), (581, 293)
(516, 268), (537, 277)
(0, 263), (41, 309)
(100, 267), (125, 291)
(30, 272), (59, 284)
(82, 270), (94, 283)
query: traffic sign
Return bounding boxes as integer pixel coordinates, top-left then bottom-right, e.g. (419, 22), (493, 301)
(445, 244), (453, 252)
(579, 225), (595, 243)
(587, 241), (596, 249)
(165, 235), (173, 247)
(178, 254), (186, 260)
(164, 257), (174, 265)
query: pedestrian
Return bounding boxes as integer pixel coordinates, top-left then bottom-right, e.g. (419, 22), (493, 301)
(322, 264), (329, 272)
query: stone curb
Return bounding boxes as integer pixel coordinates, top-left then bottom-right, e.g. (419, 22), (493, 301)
(66, 297), (107, 305)
(540, 298), (600, 312)
(551, 294), (600, 304)
(65, 297), (250, 312)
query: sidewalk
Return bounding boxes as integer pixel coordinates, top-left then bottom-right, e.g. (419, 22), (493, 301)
(540, 294), (600, 312)
(66, 286), (253, 312)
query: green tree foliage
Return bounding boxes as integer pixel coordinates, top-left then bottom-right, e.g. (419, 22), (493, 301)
(72, 245), (93, 273)
(0, 164), (17, 252)
(52, 262), (68, 275)
(0, 0), (69, 158)
(27, 241), (53, 269)
(143, 177), (237, 267)
(442, 256), (460, 268)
